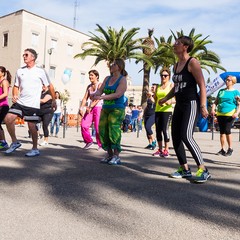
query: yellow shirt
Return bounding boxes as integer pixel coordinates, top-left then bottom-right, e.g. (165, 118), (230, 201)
(155, 83), (173, 112)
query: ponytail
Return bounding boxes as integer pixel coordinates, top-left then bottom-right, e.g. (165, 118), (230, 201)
(121, 69), (128, 76)
(6, 70), (12, 84)
(0, 66), (11, 84)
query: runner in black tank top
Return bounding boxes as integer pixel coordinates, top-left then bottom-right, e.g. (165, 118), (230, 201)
(158, 36), (211, 183)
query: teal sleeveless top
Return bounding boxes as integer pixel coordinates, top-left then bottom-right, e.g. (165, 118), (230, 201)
(102, 75), (125, 109)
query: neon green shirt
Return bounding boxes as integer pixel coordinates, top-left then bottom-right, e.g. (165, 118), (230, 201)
(155, 83), (173, 112)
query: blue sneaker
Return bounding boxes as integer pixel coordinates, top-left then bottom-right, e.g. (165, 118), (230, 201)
(108, 155), (121, 165)
(0, 141), (9, 150)
(170, 166), (192, 179)
(194, 168), (211, 183)
(5, 141), (22, 154)
(25, 149), (40, 157)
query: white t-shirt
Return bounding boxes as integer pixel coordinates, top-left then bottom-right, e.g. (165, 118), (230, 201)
(54, 99), (62, 114)
(14, 65), (50, 109)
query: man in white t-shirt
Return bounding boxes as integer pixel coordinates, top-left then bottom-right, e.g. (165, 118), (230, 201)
(4, 48), (53, 157)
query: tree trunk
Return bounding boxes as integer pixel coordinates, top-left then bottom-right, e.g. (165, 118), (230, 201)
(141, 63), (150, 106)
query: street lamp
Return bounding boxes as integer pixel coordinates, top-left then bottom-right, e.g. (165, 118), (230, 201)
(47, 48), (54, 74)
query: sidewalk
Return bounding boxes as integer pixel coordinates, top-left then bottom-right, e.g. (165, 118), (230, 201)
(0, 124), (239, 240)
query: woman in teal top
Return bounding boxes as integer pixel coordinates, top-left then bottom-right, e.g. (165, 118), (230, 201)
(93, 59), (127, 165)
(211, 75), (240, 156)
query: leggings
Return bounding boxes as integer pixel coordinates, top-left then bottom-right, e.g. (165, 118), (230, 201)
(171, 100), (204, 166)
(41, 113), (53, 137)
(144, 114), (155, 137)
(155, 111), (172, 142)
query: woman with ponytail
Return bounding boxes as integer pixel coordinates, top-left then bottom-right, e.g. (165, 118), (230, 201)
(0, 66), (11, 149)
(92, 59), (127, 165)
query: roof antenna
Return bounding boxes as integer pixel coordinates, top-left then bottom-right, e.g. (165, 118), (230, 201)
(73, 0), (79, 29)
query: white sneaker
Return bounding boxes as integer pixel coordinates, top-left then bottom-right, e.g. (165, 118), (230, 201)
(5, 141), (22, 154)
(25, 149), (40, 157)
(108, 155), (121, 165)
(39, 141), (48, 146)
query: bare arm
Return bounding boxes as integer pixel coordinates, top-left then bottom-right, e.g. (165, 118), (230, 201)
(189, 58), (208, 119)
(158, 87), (175, 106)
(211, 97), (219, 116)
(79, 86), (90, 116)
(40, 94), (52, 104)
(12, 86), (19, 103)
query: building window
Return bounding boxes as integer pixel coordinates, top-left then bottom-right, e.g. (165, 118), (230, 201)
(31, 32), (39, 47)
(129, 97), (134, 104)
(3, 33), (8, 47)
(49, 66), (56, 79)
(67, 43), (73, 56)
(51, 38), (57, 49)
(80, 71), (86, 84)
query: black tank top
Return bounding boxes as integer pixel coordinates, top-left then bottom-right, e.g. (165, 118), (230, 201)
(144, 98), (155, 117)
(40, 90), (53, 114)
(172, 57), (198, 102)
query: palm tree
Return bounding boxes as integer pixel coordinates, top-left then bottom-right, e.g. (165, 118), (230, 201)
(170, 28), (226, 73)
(74, 24), (150, 67)
(152, 35), (176, 73)
(141, 29), (155, 105)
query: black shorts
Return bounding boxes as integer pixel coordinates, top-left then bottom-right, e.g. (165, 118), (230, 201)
(0, 105), (9, 123)
(8, 103), (41, 121)
(217, 116), (234, 135)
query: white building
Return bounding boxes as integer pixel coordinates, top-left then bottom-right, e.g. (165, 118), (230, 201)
(0, 9), (111, 113)
(0, 9), (143, 113)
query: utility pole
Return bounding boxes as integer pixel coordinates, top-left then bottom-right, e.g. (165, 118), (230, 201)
(73, 0), (79, 29)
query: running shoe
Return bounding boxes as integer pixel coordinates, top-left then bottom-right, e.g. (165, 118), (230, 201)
(150, 140), (156, 149)
(152, 149), (162, 157)
(145, 144), (152, 149)
(5, 141), (22, 154)
(39, 141), (48, 146)
(225, 148), (233, 157)
(194, 168), (211, 183)
(169, 166), (192, 179)
(100, 155), (112, 163)
(83, 142), (93, 149)
(97, 146), (104, 151)
(160, 149), (169, 158)
(108, 155), (121, 165)
(25, 149), (40, 157)
(216, 149), (226, 156)
(0, 141), (9, 150)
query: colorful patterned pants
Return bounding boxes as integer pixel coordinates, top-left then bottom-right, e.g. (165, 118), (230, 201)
(99, 108), (125, 152)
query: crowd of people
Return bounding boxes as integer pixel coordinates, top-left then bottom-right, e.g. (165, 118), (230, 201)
(1, 37), (240, 184)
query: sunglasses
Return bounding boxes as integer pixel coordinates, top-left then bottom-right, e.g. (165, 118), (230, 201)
(110, 63), (117, 67)
(161, 74), (169, 78)
(226, 79), (232, 82)
(22, 53), (29, 57)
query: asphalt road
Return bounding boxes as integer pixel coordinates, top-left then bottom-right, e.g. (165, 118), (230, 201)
(0, 125), (239, 240)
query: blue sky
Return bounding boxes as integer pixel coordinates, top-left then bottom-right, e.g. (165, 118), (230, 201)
(1, 0), (240, 89)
